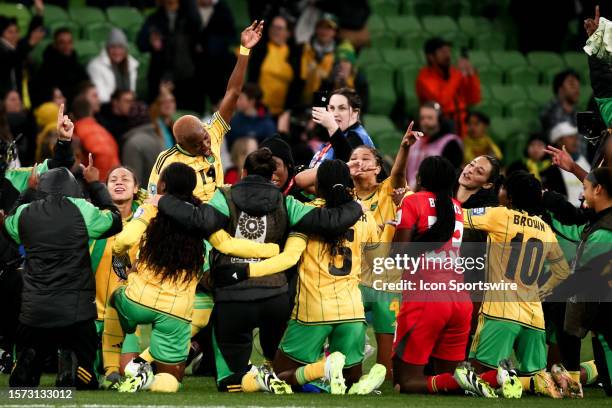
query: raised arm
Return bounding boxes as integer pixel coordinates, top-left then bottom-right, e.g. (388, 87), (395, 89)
(218, 21), (264, 123)
(390, 121), (421, 189)
(47, 104), (75, 170)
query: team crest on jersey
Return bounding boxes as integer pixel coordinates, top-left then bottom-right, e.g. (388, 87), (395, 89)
(471, 207), (486, 215)
(133, 207), (145, 219)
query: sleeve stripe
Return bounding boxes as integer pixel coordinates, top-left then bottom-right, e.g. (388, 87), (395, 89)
(548, 256), (565, 264)
(212, 111), (230, 133)
(154, 147), (177, 174)
(289, 232), (308, 241)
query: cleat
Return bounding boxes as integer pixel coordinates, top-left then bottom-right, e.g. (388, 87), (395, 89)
(551, 364), (583, 398)
(255, 365), (293, 394)
(101, 372), (122, 390)
(324, 352), (347, 395)
(118, 359), (153, 393)
(454, 362), (498, 398)
(533, 370), (562, 398)
(348, 363), (386, 395)
(497, 359), (522, 398)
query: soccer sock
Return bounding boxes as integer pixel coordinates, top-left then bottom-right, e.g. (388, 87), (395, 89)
(568, 370), (581, 385)
(102, 308), (124, 375)
(139, 348), (154, 363)
(241, 372), (261, 392)
(426, 373), (460, 393)
(295, 360), (326, 385)
(580, 360), (598, 385)
(519, 377), (533, 393)
(150, 373), (180, 393)
(480, 370), (500, 388)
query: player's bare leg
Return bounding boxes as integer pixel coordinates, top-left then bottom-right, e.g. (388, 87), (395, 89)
(375, 333), (394, 379)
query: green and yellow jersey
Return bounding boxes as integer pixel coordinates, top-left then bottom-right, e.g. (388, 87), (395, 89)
(293, 199), (379, 324)
(148, 111), (230, 203)
(4, 160), (50, 193)
(464, 206), (570, 329)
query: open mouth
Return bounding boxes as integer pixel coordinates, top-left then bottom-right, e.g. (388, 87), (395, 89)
(113, 186), (126, 194)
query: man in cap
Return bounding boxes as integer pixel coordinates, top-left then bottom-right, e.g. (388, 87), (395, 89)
(415, 37), (481, 137)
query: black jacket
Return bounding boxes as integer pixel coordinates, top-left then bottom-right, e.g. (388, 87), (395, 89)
(32, 45), (88, 105)
(3, 181), (121, 328)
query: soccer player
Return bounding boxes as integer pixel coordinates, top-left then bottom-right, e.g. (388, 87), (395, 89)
(109, 163), (280, 393)
(392, 156), (489, 397)
(463, 171), (571, 398)
(351, 122), (416, 376)
(89, 166), (147, 389)
(5, 163), (122, 389)
(272, 159), (386, 395)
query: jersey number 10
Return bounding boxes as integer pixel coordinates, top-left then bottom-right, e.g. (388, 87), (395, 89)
(504, 233), (544, 285)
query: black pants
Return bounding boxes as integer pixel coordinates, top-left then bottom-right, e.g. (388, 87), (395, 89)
(0, 265), (22, 351)
(9, 319), (98, 389)
(214, 293), (290, 391)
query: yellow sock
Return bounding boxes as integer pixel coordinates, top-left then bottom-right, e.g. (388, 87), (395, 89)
(519, 376), (533, 393)
(241, 372), (260, 392)
(139, 348), (154, 363)
(569, 371), (581, 384)
(102, 306), (124, 375)
(295, 360), (325, 385)
(149, 373), (180, 393)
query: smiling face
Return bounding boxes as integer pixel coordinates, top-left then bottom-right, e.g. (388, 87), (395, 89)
(349, 146), (380, 184)
(107, 167), (138, 204)
(458, 156), (494, 190)
(327, 94), (359, 132)
(271, 156), (288, 188)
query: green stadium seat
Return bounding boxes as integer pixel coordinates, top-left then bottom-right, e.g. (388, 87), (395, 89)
(367, 15), (387, 34)
(421, 16), (459, 37)
(369, 0), (401, 16)
(527, 51), (565, 73)
(106, 7), (143, 33)
(397, 65), (420, 98)
(506, 100), (540, 121)
(563, 51), (588, 71)
(477, 65), (504, 85)
(385, 16), (422, 36)
(362, 63), (396, 116)
(136, 53), (149, 99)
(490, 116), (522, 143)
(526, 86), (553, 106)
(82, 22), (113, 43)
(363, 114), (396, 135)
(458, 16), (492, 38)
(370, 32), (396, 49)
(490, 50), (527, 72)
(411, 0), (435, 16)
(473, 30), (505, 50)
(400, 0), (414, 14)
(472, 100), (503, 118)
(579, 86), (592, 110)
(489, 85), (527, 105)
(29, 39), (51, 70)
(74, 40), (100, 65)
(0, 3), (31, 32)
(506, 66), (540, 87)
(468, 50), (491, 68)
(225, 0), (249, 28)
(503, 133), (529, 165)
(381, 49), (421, 69)
(480, 85), (493, 101)
(49, 20), (80, 38)
(376, 131), (404, 157)
(43, 4), (69, 25)
(356, 47), (382, 68)
(69, 7), (106, 27)
(440, 0), (471, 18)
(397, 31), (428, 52)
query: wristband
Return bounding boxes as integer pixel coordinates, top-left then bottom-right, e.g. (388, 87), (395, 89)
(239, 45), (251, 56)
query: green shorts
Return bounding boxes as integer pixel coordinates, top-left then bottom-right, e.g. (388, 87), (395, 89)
(360, 285), (400, 335)
(279, 320), (366, 367)
(94, 320), (140, 353)
(470, 315), (546, 375)
(112, 287), (191, 364)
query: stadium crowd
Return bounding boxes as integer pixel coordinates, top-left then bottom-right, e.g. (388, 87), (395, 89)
(0, 0), (610, 400)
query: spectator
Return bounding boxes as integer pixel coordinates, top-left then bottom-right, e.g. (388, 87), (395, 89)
(137, 0), (202, 110)
(121, 89), (176, 184)
(32, 28), (89, 107)
(318, 0), (371, 48)
(415, 37), (481, 137)
(0, 99), (18, 168)
(298, 13), (338, 106)
(248, 15), (301, 117)
(0, 4), (45, 101)
(98, 90), (136, 146)
(87, 29), (139, 104)
(224, 137), (258, 185)
(541, 122), (591, 206)
(4, 90), (37, 166)
(225, 83), (276, 150)
(318, 41), (368, 113)
(194, 0), (237, 112)
(406, 102), (463, 190)
(72, 96), (120, 181)
(76, 81), (102, 115)
(463, 111), (502, 164)
(540, 69), (580, 136)
(33, 101), (59, 163)
(507, 134), (551, 180)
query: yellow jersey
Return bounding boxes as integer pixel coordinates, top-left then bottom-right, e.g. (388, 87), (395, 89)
(147, 111), (230, 203)
(464, 206), (570, 329)
(293, 200), (379, 324)
(357, 178), (408, 290)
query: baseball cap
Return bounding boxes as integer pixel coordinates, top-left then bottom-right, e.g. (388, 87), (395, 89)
(316, 13), (338, 30)
(549, 122), (578, 144)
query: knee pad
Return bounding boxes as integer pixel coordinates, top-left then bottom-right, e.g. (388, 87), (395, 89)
(150, 373), (180, 393)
